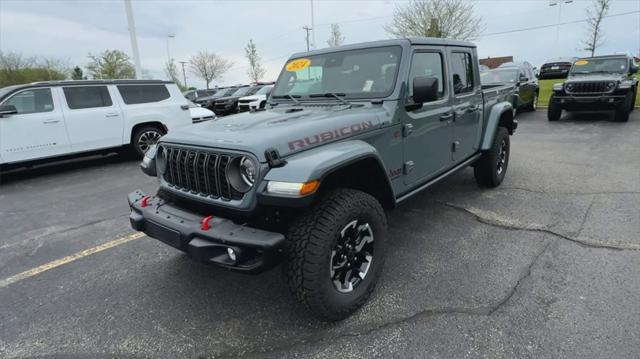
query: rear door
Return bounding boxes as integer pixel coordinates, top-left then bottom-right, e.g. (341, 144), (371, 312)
(61, 85), (123, 152)
(0, 87), (70, 163)
(402, 47), (454, 185)
(447, 47), (482, 162)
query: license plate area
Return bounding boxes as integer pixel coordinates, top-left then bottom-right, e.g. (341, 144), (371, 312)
(146, 220), (182, 248)
(551, 66), (559, 70)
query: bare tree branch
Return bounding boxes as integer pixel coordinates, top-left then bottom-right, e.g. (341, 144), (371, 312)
(245, 40), (266, 83)
(189, 51), (233, 89)
(582, 0), (610, 57)
(326, 23), (345, 47)
(385, 0), (484, 41)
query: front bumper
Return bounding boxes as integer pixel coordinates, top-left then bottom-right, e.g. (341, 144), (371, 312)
(551, 94), (626, 111)
(128, 190), (285, 273)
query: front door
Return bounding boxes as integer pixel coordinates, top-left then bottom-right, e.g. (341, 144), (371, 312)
(447, 48), (483, 162)
(402, 48), (453, 185)
(0, 87), (70, 163)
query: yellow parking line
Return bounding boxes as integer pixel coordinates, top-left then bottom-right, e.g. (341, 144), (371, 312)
(0, 232), (145, 289)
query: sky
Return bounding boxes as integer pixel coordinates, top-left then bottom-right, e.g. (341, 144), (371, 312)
(1, 0), (639, 89)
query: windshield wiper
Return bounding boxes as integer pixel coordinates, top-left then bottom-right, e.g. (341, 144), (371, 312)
(309, 92), (351, 106)
(271, 94), (301, 105)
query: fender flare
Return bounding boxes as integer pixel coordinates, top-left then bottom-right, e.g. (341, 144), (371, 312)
(261, 140), (394, 206)
(481, 101), (514, 151)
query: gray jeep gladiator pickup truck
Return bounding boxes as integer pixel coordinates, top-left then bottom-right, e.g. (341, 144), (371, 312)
(128, 38), (517, 321)
(548, 55), (638, 122)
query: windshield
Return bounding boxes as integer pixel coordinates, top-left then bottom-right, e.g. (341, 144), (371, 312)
(232, 87), (251, 97)
(570, 58), (628, 74)
(272, 45), (402, 100)
(480, 69), (518, 84)
(255, 85), (273, 95)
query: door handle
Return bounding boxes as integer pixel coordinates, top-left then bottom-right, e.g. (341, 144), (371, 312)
(105, 113), (120, 118)
(439, 113), (454, 122)
(42, 119), (60, 124)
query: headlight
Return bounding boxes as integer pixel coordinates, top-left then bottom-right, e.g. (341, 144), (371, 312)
(227, 156), (257, 193)
(553, 83), (564, 91)
(240, 157), (256, 186)
(606, 81), (617, 90)
(565, 83), (574, 92)
(619, 80), (634, 89)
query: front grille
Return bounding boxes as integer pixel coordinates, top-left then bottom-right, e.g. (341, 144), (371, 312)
(161, 146), (243, 201)
(238, 99), (252, 104)
(566, 81), (611, 94)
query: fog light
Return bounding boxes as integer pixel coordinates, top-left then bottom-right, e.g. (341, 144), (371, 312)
(227, 248), (237, 261)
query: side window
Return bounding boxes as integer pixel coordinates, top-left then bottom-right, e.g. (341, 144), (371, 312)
(3, 88), (54, 114)
(408, 52), (445, 101)
(117, 84), (170, 105)
(450, 52), (474, 94)
(63, 86), (112, 109)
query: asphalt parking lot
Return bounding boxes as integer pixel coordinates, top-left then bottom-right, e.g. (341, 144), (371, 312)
(1, 109), (639, 358)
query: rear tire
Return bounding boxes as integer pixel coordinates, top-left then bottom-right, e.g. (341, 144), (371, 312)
(614, 93), (633, 122)
(547, 96), (562, 121)
(474, 127), (510, 188)
(525, 93), (538, 111)
(132, 126), (164, 158)
(284, 189), (387, 321)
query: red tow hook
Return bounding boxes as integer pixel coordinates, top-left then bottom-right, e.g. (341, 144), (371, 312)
(140, 195), (151, 208)
(201, 215), (214, 231)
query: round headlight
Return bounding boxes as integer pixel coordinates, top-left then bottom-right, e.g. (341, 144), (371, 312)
(240, 157), (256, 186)
(566, 83), (574, 91)
(227, 156), (256, 193)
(606, 81), (616, 89)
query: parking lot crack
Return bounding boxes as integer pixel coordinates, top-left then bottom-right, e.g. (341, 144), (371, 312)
(438, 201), (640, 251)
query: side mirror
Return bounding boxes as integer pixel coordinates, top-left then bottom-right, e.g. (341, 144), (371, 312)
(519, 75), (529, 82)
(0, 104), (18, 117)
(412, 76), (439, 104)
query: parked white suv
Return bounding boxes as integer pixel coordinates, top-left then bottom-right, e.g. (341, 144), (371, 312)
(0, 80), (191, 167)
(237, 85), (273, 112)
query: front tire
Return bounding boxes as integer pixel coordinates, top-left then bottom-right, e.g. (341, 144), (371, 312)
(474, 127), (510, 188)
(547, 96), (562, 121)
(630, 87), (637, 112)
(525, 93), (538, 111)
(284, 189), (387, 321)
(614, 92), (633, 122)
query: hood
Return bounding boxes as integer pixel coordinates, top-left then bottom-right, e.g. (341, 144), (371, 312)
(160, 105), (388, 162)
(566, 73), (626, 82)
(189, 106), (215, 118)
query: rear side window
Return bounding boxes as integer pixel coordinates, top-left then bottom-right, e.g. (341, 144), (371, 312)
(117, 84), (170, 104)
(63, 86), (112, 109)
(450, 52), (474, 94)
(3, 88), (54, 114)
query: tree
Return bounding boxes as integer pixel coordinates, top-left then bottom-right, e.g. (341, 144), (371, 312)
(0, 52), (67, 87)
(164, 58), (186, 91)
(326, 24), (345, 47)
(582, 0), (610, 57)
(86, 49), (136, 79)
(385, 0), (484, 41)
(71, 66), (84, 80)
(189, 51), (233, 89)
(244, 40), (266, 83)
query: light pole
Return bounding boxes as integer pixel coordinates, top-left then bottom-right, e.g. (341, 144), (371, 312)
(549, 0), (573, 42)
(310, 0), (316, 49)
(303, 26), (312, 52)
(179, 61), (187, 88)
(166, 34), (175, 63)
(124, 0), (142, 79)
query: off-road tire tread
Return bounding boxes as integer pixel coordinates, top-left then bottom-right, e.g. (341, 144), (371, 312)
(284, 189), (387, 321)
(474, 127), (509, 188)
(547, 96), (561, 121)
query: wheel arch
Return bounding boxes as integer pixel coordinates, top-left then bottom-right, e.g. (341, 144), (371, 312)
(129, 121), (167, 144)
(481, 102), (515, 151)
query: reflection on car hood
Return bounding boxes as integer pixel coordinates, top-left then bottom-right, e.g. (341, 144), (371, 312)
(566, 73), (627, 82)
(160, 105), (389, 161)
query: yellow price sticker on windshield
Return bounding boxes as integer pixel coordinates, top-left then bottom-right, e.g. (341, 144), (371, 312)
(574, 60), (589, 66)
(286, 58), (311, 72)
